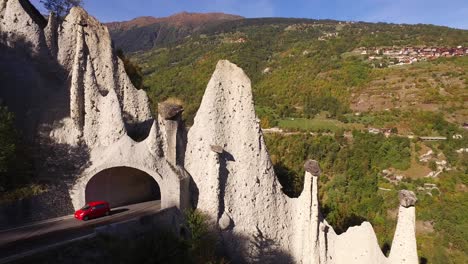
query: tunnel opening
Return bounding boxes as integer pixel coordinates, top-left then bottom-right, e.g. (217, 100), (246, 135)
(85, 166), (161, 208)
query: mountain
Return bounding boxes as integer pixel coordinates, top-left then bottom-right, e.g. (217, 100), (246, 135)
(106, 12), (243, 52)
(106, 16), (160, 30)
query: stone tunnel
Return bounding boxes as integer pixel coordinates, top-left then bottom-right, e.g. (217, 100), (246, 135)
(69, 113), (190, 212)
(85, 166), (161, 208)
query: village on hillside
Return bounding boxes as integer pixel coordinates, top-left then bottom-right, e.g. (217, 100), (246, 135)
(356, 46), (468, 67)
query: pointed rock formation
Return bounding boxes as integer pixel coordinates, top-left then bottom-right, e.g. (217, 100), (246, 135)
(158, 101), (186, 166)
(388, 190), (418, 264)
(185, 60), (293, 262)
(0, 1), (189, 215)
(44, 12), (58, 56)
(0, 0), (47, 53)
(52, 6), (152, 146)
(328, 221), (387, 264)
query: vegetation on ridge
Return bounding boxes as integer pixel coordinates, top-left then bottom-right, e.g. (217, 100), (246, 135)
(0, 106), (33, 194)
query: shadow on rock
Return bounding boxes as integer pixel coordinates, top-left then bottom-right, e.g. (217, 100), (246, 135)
(219, 226), (294, 264)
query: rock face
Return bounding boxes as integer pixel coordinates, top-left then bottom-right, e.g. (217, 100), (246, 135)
(1, 1), (419, 263)
(185, 60), (295, 262)
(388, 205), (418, 264)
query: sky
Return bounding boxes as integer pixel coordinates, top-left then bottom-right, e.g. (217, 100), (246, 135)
(30, 0), (468, 29)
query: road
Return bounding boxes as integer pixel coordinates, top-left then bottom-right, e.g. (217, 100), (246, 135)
(0, 200), (161, 261)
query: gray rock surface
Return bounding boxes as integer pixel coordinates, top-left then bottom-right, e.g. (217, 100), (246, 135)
(185, 60), (295, 262)
(158, 101), (184, 120)
(304, 159), (321, 176)
(388, 206), (418, 264)
(399, 190), (417, 207)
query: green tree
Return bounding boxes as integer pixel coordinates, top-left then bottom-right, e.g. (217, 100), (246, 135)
(116, 49), (145, 90)
(0, 106), (33, 191)
(0, 106), (16, 190)
(40, 0), (83, 17)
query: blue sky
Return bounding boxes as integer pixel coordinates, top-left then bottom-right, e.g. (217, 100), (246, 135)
(31, 0), (468, 29)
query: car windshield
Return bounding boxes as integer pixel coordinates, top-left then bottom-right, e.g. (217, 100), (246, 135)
(81, 204), (91, 210)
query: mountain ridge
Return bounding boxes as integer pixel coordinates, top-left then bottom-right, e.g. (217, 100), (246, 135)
(106, 12), (244, 52)
(106, 12), (244, 31)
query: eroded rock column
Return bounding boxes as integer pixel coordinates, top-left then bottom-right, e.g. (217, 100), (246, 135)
(70, 22), (85, 131)
(157, 101), (191, 211)
(388, 190), (418, 264)
(158, 101), (186, 166)
(295, 160), (322, 264)
(44, 12), (58, 57)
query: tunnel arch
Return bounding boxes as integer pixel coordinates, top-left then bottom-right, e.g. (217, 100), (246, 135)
(85, 166), (161, 208)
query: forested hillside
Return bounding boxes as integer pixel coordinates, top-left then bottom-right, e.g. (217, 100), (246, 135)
(116, 17), (468, 263)
(107, 12), (243, 52)
(126, 18), (467, 127)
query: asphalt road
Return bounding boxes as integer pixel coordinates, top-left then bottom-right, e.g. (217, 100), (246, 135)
(0, 200), (161, 261)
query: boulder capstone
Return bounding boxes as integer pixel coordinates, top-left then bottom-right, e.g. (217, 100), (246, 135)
(158, 101), (184, 120)
(304, 159), (321, 176)
(399, 190), (417, 207)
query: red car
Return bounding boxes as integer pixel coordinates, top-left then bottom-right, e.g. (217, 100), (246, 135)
(74, 201), (110, 221)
